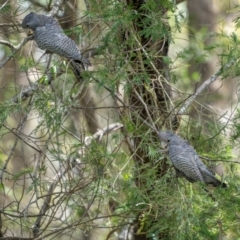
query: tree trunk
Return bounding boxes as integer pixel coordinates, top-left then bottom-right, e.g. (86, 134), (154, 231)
(123, 1), (172, 239)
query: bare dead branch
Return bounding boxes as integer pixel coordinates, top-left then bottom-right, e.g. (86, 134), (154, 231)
(0, 237), (33, 240)
(0, 36), (33, 70)
(0, 0), (8, 11)
(0, 40), (16, 50)
(0, 23), (20, 27)
(49, 0), (70, 16)
(83, 122), (124, 145)
(178, 60), (235, 115)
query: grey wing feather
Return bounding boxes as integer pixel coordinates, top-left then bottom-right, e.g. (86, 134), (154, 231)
(175, 168), (195, 183)
(169, 144), (205, 183)
(34, 27), (90, 65)
(34, 27), (77, 57)
(184, 143), (226, 187)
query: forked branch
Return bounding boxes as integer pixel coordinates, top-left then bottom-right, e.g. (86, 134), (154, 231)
(33, 122), (123, 237)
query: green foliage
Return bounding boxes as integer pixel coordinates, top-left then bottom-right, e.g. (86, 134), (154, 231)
(64, 25), (84, 40)
(1, 0), (240, 239)
(232, 109), (240, 141)
(0, 2), (10, 14)
(13, 167), (34, 180)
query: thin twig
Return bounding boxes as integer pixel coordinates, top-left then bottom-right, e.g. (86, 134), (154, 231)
(132, 34), (172, 103)
(2, 124), (41, 153)
(49, 0), (70, 16)
(82, 122), (123, 146)
(178, 60), (235, 115)
(132, 88), (158, 132)
(0, 40), (16, 50)
(32, 122), (123, 237)
(200, 155), (240, 164)
(0, 36), (33, 70)
(0, 0), (8, 10)
(0, 237), (33, 240)
(0, 23), (19, 27)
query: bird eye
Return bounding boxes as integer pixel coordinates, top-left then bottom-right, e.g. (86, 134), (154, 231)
(167, 140), (170, 142)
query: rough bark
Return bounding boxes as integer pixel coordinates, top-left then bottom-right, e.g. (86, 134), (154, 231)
(123, 1), (172, 239)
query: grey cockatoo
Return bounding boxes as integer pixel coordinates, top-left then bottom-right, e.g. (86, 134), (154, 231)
(159, 131), (227, 188)
(22, 12), (90, 79)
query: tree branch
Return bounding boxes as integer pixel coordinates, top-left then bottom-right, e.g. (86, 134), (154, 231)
(178, 60), (235, 115)
(0, 23), (20, 27)
(49, 0), (70, 16)
(32, 122), (123, 237)
(0, 237), (33, 240)
(0, 36), (33, 70)
(0, 40), (16, 50)
(0, 1), (8, 11)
